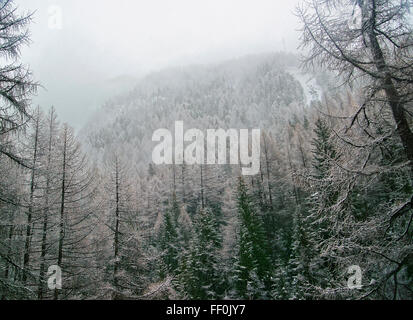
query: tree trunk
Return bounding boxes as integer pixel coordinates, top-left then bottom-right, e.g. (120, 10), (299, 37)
(181, 164), (186, 204)
(113, 157), (120, 299)
(23, 112), (40, 283)
(2, 226), (14, 300)
(263, 134), (273, 209)
(38, 110), (55, 300)
(362, 0), (413, 174)
(55, 127), (67, 300)
(200, 165), (205, 209)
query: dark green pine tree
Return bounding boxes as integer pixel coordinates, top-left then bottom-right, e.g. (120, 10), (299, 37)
(287, 207), (313, 299)
(310, 118), (339, 211)
(312, 118), (336, 179)
(234, 177), (273, 299)
(158, 195), (181, 278)
(303, 117), (340, 293)
(178, 207), (223, 299)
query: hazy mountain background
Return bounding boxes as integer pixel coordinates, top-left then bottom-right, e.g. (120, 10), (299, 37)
(16, 0), (302, 129)
(80, 52), (322, 170)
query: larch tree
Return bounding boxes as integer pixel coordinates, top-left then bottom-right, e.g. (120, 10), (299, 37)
(21, 107), (44, 284)
(37, 107), (59, 300)
(297, 0), (413, 172)
(53, 124), (97, 300)
(101, 151), (147, 299)
(297, 0), (413, 299)
(0, 0), (37, 166)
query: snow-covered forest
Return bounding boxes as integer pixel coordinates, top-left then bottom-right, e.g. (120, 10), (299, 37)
(0, 0), (412, 300)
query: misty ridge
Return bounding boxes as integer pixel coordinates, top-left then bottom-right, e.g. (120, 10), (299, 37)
(0, 0), (412, 301)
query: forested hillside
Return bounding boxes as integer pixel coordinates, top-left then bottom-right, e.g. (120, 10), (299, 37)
(0, 0), (412, 300)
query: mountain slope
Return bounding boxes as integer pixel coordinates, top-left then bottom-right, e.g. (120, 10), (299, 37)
(82, 52), (317, 169)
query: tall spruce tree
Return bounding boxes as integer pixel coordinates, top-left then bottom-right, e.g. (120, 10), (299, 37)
(233, 177), (273, 299)
(158, 195), (181, 278)
(177, 207), (222, 299)
(311, 118), (336, 179)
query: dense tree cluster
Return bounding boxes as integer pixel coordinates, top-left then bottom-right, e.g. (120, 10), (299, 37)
(1, 0), (412, 300)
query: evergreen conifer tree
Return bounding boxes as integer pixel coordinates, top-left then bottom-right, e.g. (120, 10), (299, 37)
(233, 177), (273, 299)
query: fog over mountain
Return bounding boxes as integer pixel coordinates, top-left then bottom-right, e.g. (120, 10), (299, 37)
(81, 52), (323, 167)
(16, 0), (302, 129)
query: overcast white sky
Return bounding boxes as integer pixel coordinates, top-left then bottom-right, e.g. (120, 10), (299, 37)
(15, 0), (302, 128)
